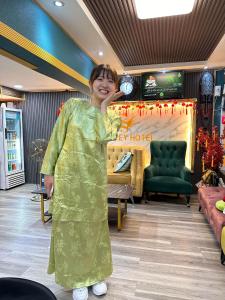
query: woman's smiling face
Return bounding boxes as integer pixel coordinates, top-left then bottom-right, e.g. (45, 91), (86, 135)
(91, 70), (117, 102)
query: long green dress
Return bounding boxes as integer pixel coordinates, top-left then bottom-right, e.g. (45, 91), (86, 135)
(41, 98), (121, 289)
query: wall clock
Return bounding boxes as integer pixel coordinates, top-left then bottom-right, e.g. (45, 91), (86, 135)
(119, 75), (138, 100)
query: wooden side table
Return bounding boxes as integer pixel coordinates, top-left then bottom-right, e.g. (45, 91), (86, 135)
(108, 184), (133, 231)
(32, 188), (52, 223)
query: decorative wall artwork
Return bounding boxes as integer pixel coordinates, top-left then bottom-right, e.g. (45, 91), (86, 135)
(200, 71), (214, 129)
(201, 72), (214, 96)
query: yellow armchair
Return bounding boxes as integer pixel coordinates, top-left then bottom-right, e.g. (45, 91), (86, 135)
(107, 145), (145, 197)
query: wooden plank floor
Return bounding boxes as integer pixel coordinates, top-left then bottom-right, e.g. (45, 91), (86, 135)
(0, 184), (225, 300)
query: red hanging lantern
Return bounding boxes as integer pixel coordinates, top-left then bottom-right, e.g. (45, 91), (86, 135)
(136, 102), (145, 117)
(164, 103), (168, 114)
(185, 103), (189, 115)
(171, 103), (175, 115)
(182, 102), (186, 114)
(57, 101), (65, 116)
(159, 105), (162, 116)
(155, 101), (160, 114)
(123, 104), (130, 117)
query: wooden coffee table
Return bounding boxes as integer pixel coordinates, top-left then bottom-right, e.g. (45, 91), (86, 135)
(32, 184), (133, 228)
(107, 184), (133, 231)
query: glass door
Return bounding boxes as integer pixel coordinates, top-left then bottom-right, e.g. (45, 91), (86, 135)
(5, 110), (23, 173)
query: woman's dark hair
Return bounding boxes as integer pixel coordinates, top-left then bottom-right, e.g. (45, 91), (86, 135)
(89, 64), (118, 87)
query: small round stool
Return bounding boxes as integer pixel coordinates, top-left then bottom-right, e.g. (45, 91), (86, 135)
(0, 277), (57, 300)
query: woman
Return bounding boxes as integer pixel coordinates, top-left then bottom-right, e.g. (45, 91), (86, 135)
(41, 64), (123, 300)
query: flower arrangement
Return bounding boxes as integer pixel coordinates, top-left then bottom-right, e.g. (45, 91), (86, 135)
(197, 126), (224, 172)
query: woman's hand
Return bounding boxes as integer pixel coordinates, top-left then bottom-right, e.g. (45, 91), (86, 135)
(44, 175), (54, 198)
(101, 91), (124, 113)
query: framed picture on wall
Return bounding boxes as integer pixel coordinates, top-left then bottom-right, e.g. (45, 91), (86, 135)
(141, 71), (184, 100)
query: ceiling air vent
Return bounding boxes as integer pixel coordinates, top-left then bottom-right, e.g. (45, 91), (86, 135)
(0, 86), (25, 101)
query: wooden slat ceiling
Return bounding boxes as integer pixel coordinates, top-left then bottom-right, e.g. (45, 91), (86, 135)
(83, 0), (225, 67)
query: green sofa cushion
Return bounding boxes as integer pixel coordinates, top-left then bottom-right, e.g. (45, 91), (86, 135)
(144, 176), (193, 194)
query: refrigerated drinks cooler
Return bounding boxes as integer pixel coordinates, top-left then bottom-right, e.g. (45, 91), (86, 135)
(0, 107), (25, 189)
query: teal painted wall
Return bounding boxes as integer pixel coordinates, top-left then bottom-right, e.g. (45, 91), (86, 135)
(0, 0), (95, 81)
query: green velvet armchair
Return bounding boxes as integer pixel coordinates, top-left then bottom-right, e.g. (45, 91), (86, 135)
(144, 141), (193, 206)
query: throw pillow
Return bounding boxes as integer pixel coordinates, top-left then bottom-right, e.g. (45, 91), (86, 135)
(114, 152), (133, 173)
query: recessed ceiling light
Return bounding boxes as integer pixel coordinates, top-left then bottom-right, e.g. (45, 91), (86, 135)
(134, 0), (195, 19)
(204, 66), (208, 69)
(98, 51), (103, 56)
(54, 1), (64, 7)
(14, 85), (23, 89)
